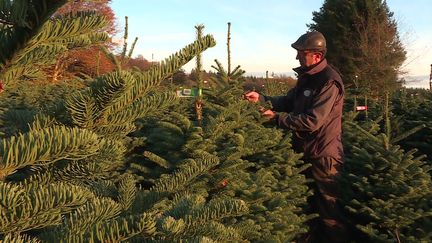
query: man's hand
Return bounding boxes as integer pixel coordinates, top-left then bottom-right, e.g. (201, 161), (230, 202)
(259, 107), (276, 119)
(243, 91), (260, 103)
(244, 91), (275, 119)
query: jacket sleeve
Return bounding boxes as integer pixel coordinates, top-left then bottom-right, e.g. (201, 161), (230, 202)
(276, 81), (340, 132)
(263, 87), (296, 112)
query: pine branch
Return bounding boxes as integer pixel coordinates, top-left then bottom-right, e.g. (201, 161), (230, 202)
(93, 123), (137, 139)
(144, 151), (172, 169)
(346, 121), (381, 144)
(151, 152), (219, 193)
(134, 34), (215, 100)
(390, 124), (426, 144)
(105, 91), (178, 125)
(1, 10), (108, 86)
(46, 197), (123, 240)
(66, 35), (216, 137)
(121, 16), (129, 59)
(0, 181), (93, 234)
(91, 213), (157, 242)
(182, 221), (243, 241)
(118, 174), (137, 211)
(163, 194), (202, 220)
(63, 32), (108, 49)
(0, 233), (40, 243)
(127, 37), (138, 59)
(184, 199), (249, 224)
(51, 137), (126, 184)
(194, 24), (204, 87)
(0, 0), (68, 66)
(168, 111), (192, 132)
(56, 138), (127, 184)
(27, 11), (108, 48)
(0, 126), (101, 179)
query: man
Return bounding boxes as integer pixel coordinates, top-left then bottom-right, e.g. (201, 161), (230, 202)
(245, 31), (349, 242)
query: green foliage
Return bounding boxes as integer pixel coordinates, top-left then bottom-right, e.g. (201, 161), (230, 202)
(103, 15), (139, 71)
(0, 126), (101, 179)
(151, 151), (220, 194)
(1, 4), (262, 240)
(66, 35), (216, 138)
(194, 24), (205, 86)
(0, 233), (40, 243)
(200, 59), (246, 122)
(10, 2), (432, 242)
(391, 89), (432, 161)
(0, 0), (68, 66)
(207, 23), (245, 91)
(197, 89), (311, 241)
(342, 112), (432, 242)
(137, 65), (311, 241)
(263, 76), (294, 96)
(1, 10), (109, 86)
(1, 181), (93, 234)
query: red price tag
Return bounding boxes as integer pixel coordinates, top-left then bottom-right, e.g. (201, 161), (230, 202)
(356, 106), (368, 111)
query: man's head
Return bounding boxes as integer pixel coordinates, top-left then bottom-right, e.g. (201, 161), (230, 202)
(291, 31), (326, 68)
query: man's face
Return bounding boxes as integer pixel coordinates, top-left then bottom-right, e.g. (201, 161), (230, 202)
(296, 50), (322, 68)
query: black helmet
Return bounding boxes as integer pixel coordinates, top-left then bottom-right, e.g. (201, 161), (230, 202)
(291, 31), (326, 53)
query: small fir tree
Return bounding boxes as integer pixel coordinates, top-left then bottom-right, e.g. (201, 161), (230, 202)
(341, 106), (432, 242)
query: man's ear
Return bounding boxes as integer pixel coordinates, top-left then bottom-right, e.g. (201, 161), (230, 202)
(313, 52), (323, 62)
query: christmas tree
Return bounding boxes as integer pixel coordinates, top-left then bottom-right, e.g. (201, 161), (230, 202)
(0, 2), (256, 241)
(127, 23), (312, 242)
(341, 98), (432, 242)
(391, 88), (432, 162)
(1, 3), (312, 242)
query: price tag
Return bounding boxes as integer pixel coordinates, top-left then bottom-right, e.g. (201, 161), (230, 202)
(176, 88), (202, 97)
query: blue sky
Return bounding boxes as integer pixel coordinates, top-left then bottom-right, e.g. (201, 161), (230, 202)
(110, 0), (431, 86)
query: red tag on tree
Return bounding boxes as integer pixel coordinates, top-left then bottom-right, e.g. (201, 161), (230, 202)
(356, 106), (368, 111)
(217, 179), (229, 188)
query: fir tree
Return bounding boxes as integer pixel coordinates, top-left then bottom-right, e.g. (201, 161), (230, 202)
(310, 0), (406, 95)
(341, 106), (432, 242)
(1, 2), (256, 241)
(391, 88), (432, 162)
(132, 23), (312, 242)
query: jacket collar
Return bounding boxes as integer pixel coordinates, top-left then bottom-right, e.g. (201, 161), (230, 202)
(293, 58), (327, 76)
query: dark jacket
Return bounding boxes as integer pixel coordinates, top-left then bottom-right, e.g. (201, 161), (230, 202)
(265, 59), (344, 160)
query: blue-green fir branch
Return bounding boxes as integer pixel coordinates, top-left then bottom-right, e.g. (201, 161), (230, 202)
(0, 233), (41, 243)
(144, 151), (172, 169)
(0, 126), (101, 179)
(48, 197), (123, 239)
(0, 0), (68, 66)
(151, 153), (219, 193)
(1, 11), (108, 85)
(184, 199), (249, 225)
(0, 181), (93, 234)
(118, 174), (137, 211)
